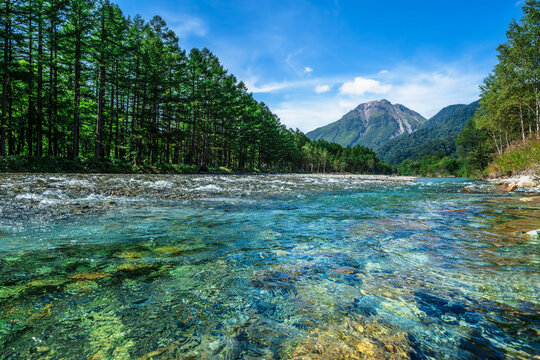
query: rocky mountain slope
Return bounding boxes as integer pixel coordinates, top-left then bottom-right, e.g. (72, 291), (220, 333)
(306, 99), (426, 148)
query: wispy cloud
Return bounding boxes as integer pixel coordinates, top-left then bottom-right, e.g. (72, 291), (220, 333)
(314, 84), (331, 93)
(245, 77), (316, 93)
(340, 77), (392, 95)
(246, 81), (292, 93)
(271, 66), (483, 132)
(166, 15), (208, 38)
(304, 66), (314, 73)
(246, 76), (336, 94)
(388, 69), (482, 117)
(274, 99), (355, 131)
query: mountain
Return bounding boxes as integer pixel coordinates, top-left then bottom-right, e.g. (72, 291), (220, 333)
(306, 99), (426, 149)
(376, 100), (480, 164)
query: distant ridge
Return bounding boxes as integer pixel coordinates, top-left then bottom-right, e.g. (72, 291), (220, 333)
(376, 100), (480, 164)
(306, 99), (426, 149)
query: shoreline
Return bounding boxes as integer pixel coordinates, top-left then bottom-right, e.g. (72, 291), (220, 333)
(484, 173), (540, 192)
(0, 171), (417, 181)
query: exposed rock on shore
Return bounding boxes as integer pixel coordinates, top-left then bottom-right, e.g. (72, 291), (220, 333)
(486, 175), (540, 193)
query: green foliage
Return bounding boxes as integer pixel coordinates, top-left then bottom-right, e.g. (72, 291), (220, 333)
(0, 156), (204, 174)
(394, 1), (539, 177)
(378, 101), (479, 165)
(397, 154), (460, 177)
(485, 136), (540, 176)
(456, 118), (494, 176)
(0, 0), (398, 174)
(300, 140), (392, 174)
(461, 0), (540, 174)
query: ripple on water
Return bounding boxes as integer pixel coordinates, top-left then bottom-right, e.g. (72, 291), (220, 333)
(0, 174), (538, 359)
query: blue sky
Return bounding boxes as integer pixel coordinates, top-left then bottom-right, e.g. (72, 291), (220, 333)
(114, 0), (524, 132)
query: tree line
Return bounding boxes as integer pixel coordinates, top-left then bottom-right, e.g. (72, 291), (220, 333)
(302, 139), (391, 174)
(0, 0), (393, 174)
(1, 0), (294, 170)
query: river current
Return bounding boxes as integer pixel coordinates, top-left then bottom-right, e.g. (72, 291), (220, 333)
(0, 174), (538, 359)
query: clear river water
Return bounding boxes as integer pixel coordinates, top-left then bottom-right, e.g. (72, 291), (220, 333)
(0, 174), (538, 359)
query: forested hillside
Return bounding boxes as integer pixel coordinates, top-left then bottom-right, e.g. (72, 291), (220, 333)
(378, 101), (479, 165)
(458, 0), (539, 177)
(0, 0), (390, 174)
(397, 0), (539, 177)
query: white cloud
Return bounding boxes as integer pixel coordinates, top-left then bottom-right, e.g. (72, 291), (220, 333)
(388, 70), (482, 118)
(314, 84), (331, 93)
(270, 66), (483, 132)
(169, 16), (208, 38)
(274, 99), (355, 131)
(340, 77), (392, 95)
(378, 70), (389, 75)
(304, 66), (314, 73)
(245, 76), (328, 93)
(246, 80), (291, 93)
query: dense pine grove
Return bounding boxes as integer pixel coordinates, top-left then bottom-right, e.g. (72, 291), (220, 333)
(0, 0), (391, 174)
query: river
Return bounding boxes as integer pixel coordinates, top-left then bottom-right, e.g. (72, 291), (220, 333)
(0, 174), (538, 359)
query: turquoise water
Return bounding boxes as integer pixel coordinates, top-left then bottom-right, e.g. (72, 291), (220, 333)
(0, 174), (538, 359)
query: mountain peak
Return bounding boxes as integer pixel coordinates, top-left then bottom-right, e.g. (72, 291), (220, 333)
(306, 100), (426, 149)
(357, 99), (391, 108)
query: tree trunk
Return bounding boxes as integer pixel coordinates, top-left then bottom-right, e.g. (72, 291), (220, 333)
(520, 104), (525, 143)
(72, 4), (82, 159)
(27, 0), (34, 156)
(95, 8), (106, 161)
(1, 0), (10, 157)
(114, 64), (119, 159)
(36, 1), (43, 157)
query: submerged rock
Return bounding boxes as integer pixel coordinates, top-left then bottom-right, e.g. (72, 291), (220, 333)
(154, 246), (184, 255)
(114, 250), (144, 260)
(65, 280), (99, 293)
(519, 196), (540, 202)
(288, 317), (412, 359)
(71, 272), (110, 281)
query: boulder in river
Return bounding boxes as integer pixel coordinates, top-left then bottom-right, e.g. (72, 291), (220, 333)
(517, 179), (535, 188)
(525, 229), (539, 240)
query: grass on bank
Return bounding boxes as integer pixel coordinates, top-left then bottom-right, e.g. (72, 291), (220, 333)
(484, 136), (540, 177)
(0, 156), (312, 174)
(0, 156), (210, 174)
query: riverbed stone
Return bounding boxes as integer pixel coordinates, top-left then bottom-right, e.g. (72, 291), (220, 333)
(154, 246), (184, 255)
(289, 317), (411, 359)
(71, 272), (110, 281)
(506, 183), (518, 192)
(519, 196), (540, 202)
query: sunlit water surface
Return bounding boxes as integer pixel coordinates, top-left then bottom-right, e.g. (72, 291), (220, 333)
(0, 174), (538, 359)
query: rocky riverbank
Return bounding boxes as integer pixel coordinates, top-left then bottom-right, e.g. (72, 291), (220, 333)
(485, 174), (540, 193)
